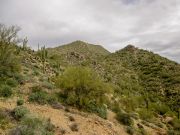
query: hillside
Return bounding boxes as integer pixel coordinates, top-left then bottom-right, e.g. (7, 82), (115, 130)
(111, 45), (180, 112)
(47, 40), (110, 68)
(45, 42), (180, 134)
(0, 25), (179, 135)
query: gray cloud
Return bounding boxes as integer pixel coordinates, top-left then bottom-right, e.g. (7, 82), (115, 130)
(0, 0), (180, 62)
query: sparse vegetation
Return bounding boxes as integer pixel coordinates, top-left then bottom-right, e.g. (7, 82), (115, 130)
(17, 99), (24, 106)
(116, 111), (134, 126)
(69, 123), (79, 132)
(138, 109), (154, 122)
(10, 114), (55, 135)
(6, 78), (18, 87)
(28, 86), (57, 105)
(0, 24), (179, 134)
(126, 126), (135, 135)
(13, 106), (29, 120)
(0, 109), (10, 130)
(0, 85), (13, 97)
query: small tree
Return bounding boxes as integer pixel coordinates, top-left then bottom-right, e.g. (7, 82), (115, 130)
(55, 66), (111, 118)
(0, 24), (21, 77)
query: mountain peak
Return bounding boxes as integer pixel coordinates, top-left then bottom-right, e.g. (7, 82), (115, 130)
(70, 40), (88, 45)
(124, 44), (136, 51)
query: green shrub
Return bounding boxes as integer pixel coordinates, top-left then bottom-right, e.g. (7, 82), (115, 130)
(87, 101), (107, 119)
(130, 112), (139, 120)
(167, 130), (179, 135)
(169, 119), (180, 131)
(0, 24), (21, 78)
(17, 99), (24, 106)
(42, 81), (54, 90)
(14, 74), (24, 84)
(29, 90), (48, 105)
(33, 69), (40, 76)
(31, 85), (43, 93)
(0, 85), (13, 97)
(138, 128), (148, 135)
(152, 103), (170, 115)
(13, 106), (29, 120)
(165, 111), (177, 117)
(10, 114), (54, 135)
(0, 109), (10, 130)
(116, 111), (134, 126)
(126, 126), (135, 135)
(6, 78), (18, 87)
(55, 66), (111, 118)
(138, 109), (154, 122)
(29, 86), (57, 105)
(47, 94), (58, 105)
(111, 102), (121, 113)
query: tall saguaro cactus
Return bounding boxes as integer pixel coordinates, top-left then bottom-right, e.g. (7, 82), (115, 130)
(22, 37), (28, 50)
(40, 45), (48, 73)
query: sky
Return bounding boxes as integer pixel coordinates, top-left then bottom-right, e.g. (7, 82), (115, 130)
(0, 0), (180, 63)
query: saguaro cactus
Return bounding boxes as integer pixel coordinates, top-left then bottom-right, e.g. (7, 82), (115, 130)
(40, 45), (48, 73)
(22, 37), (28, 50)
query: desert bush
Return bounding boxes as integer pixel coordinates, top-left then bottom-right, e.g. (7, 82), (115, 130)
(29, 86), (57, 105)
(59, 128), (66, 134)
(17, 99), (24, 106)
(154, 121), (164, 128)
(167, 130), (179, 135)
(29, 90), (48, 105)
(138, 109), (154, 122)
(69, 116), (75, 121)
(111, 102), (121, 113)
(0, 85), (13, 97)
(138, 128), (148, 135)
(13, 106), (29, 120)
(0, 24), (21, 78)
(152, 103), (170, 115)
(130, 112), (139, 120)
(87, 101), (107, 119)
(33, 69), (40, 76)
(14, 74), (25, 84)
(47, 94), (58, 105)
(55, 66), (111, 118)
(116, 111), (134, 126)
(165, 111), (177, 118)
(10, 114), (54, 135)
(6, 78), (18, 87)
(31, 85), (42, 92)
(126, 126), (135, 135)
(0, 109), (10, 130)
(169, 118), (180, 131)
(42, 81), (54, 90)
(69, 123), (78, 132)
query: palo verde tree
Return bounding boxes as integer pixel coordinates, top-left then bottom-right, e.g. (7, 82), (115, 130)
(0, 24), (21, 78)
(55, 66), (112, 118)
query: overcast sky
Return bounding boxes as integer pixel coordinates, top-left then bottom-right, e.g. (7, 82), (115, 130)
(0, 0), (180, 62)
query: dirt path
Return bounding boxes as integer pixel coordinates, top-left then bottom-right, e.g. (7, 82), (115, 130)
(0, 98), (127, 135)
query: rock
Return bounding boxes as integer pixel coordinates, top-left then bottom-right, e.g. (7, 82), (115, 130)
(68, 115), (75, 121)
(51, 103), (65, 110)
(137, 123), (144, 129)
(164, 116), (173, 123)
(69, 123), (79, 132)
